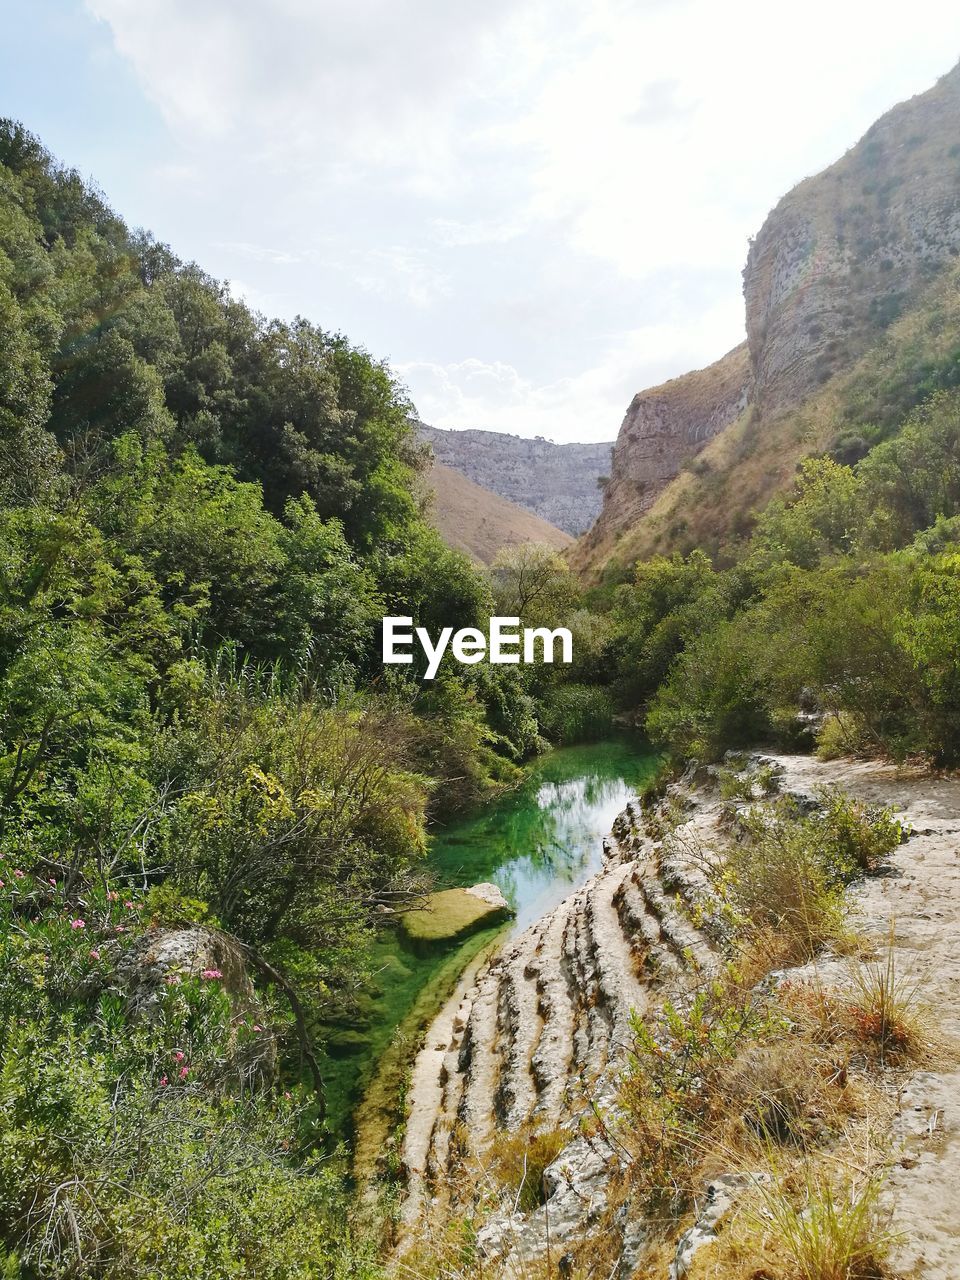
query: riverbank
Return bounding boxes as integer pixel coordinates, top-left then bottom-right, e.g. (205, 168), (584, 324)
(336, 739), (658, 1162)
(393, 751), (960, 1279)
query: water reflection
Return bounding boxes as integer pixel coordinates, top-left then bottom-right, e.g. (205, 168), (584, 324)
(324, 738), (658, 1138)
(430, 739), (656, 932)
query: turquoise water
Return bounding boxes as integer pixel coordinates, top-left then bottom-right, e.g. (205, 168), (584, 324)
(325, 737), (659, 1139)
(429, 737), (658, 932)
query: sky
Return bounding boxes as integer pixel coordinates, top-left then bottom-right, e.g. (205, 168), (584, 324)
(3, 2), (960, 443)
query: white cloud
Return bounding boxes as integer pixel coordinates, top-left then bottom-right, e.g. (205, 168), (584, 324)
(85, 0), (960, 441)
(351, 247), (453, 309)
(399, 291), (745, 443)
(430, 217), (529, 248)
(216, 241), (304, 266)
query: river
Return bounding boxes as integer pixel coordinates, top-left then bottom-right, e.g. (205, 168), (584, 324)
(322, 736), (659, 1144)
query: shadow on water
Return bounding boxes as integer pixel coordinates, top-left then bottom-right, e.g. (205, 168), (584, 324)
(322, 735), (660, 1146)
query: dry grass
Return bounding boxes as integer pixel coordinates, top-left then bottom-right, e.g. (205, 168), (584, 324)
(425, 461), (572, 566)
(489, 1126), (570, 1214)
(748, 1162), (897, 1280)
(845, 930), (927, 1064)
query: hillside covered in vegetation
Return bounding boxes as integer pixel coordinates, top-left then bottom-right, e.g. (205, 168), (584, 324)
(5, 53), (960, 1277)
(0, 118), (616, 1276)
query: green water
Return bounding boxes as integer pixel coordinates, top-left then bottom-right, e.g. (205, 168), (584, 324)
(323, 736), (659, 1140)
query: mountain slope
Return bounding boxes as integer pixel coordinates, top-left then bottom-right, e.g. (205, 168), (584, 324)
(574, 343), (751, 568)
(419, 423), (613, 536)
(424, 461), (573, 564)
(577, 60), (960, 575)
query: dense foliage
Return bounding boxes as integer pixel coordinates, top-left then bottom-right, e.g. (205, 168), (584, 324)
(600, 390), (960, 765)
(3, 106), (957, 1275)
(0, 120), (602, 1275)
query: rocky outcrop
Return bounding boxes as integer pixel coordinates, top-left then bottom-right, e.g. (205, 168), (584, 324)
(579, 60), (960, 572)
(574, 343), (751, 568)
(118, 926), (276, 1082)
(745, 63), (960, 416)
(398, 751), (960, 1277)
(419, 423), (614, 536)
(399, 882), (514, 952)
(117, 926), (254, 1017)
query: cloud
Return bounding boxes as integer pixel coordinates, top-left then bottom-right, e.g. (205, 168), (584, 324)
(399, 291), (745, 443)
(85, 0), (525, 194)
(215, 241), (304, 266)
(350, 247), (453, 309)
(85, 0), (960, 443)
(430, 217), (529, 248)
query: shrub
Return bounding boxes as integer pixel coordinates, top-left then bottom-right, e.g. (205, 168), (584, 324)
(620, 976), (783, 1208)
(816, 710), (868, 760)
(846, 932), (925, 1063)
(723, 790), (902, 963)
(645, 612), (774, 760)
(538, 682), (614, 744)
(0, 871), (381, 1278)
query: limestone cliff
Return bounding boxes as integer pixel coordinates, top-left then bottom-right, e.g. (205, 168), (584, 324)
(579, 61), (960, 574)
(574, 343), (751, 568)
(419, 423), (613, 536)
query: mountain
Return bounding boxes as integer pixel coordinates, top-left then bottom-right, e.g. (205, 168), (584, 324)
(423, 461), (572, 564)
(576, 61), (960, 574)
(418, 423), (613, 536)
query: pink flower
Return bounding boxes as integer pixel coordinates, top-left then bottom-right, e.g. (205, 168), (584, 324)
(13, 870), (24, 880)
(164, 974), (181, 986)
(173, 1050), (185, 1062)
(107, 891), (119, 902)
(115, 925), (126, 933)
(123, 901), (134, 910)
(70, 919), (85, 930)
(253, 1024), (263, 1033)
(159, 1075), (168, 1087)
(179, 1066), (189, 1080)
(283, 1091), (292, 1101)
(89, 948), (101, 960)
(0, 880), (5, 888)
(48, 878), (56, 887)
(200, 969), (223, 981)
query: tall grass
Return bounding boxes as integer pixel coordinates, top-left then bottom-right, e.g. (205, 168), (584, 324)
(753, 1163), (896, 1280)
(847, 928), (925, 1063)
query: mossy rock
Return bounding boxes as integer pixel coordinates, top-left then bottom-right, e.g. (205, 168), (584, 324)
(399, 884), (513, 954)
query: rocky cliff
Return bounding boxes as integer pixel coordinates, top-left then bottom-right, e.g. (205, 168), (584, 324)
(578, 60), (960, 573)
(419, 423), (614, 536)
(574, 343), (752, 568)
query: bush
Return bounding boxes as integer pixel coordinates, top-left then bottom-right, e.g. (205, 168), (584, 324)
(538, 682), (614, 744)
(645, 611), (774, 760)
(0, 875), (382, 1278)
(723, 790), (902, 963)
(620, 975), (783, 1208)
